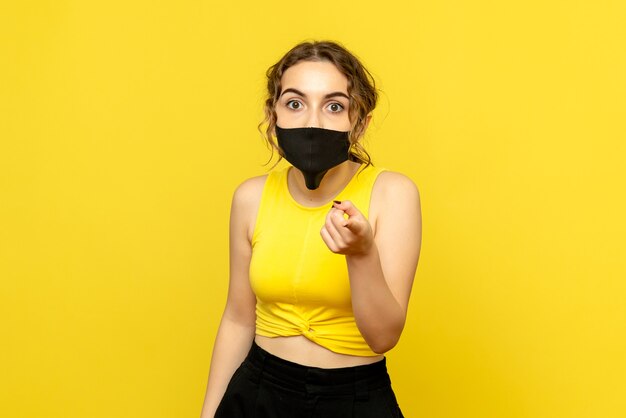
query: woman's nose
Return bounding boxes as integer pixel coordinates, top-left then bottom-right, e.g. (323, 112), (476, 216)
(304, 109), (323, 129)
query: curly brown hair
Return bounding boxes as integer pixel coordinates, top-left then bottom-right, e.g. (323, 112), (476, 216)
(258, 40), (378, 168)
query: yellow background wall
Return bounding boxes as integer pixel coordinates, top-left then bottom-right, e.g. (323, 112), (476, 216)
(1, 1), (625, 417)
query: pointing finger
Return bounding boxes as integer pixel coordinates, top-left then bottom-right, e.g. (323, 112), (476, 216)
(332, 200), (362, 218)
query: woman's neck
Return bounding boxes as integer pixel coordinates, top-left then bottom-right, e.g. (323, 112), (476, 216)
(287, 161), (361, 207)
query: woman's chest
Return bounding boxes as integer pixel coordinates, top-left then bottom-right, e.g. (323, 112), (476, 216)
(249, 211), (352, 308)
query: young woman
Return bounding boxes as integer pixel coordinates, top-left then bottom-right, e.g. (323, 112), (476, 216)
(200, 40), (421, 418)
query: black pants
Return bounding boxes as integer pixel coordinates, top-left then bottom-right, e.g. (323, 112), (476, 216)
(215, 342), (404, 418)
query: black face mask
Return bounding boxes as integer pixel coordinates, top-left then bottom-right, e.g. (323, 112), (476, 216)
(275, 126), (351, 190)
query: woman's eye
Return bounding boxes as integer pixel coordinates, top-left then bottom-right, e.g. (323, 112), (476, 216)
(286, 100), (302, 110)
(328, 103), (344, 113)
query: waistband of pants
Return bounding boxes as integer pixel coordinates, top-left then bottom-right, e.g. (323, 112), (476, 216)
(243, 341), (391, 396)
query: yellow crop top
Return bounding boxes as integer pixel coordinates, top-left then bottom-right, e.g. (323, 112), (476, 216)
(249, 163), (386, 357)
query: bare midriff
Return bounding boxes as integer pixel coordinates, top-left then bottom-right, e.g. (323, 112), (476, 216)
(254, 335), (384, 368)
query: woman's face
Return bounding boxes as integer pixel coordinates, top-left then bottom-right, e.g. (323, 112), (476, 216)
(275, 60), (351, 132)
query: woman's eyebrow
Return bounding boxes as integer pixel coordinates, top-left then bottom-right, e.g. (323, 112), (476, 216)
(280, 88), (349, 100)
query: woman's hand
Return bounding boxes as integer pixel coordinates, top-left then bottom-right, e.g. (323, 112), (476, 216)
(320, 200), (373, 256)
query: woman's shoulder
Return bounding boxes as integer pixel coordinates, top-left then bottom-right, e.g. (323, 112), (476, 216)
(230, 175), (269, 240)
(373, 169), (420, 199)
(369, 169), (422, 236)
(232, 174), (268, 208)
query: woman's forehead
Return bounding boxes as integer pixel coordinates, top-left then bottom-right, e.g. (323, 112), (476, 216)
(280, 61), (348, 95)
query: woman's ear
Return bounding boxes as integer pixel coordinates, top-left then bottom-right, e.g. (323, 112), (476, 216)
(363, 114), (372, 132)
(355, 114), (372, 140)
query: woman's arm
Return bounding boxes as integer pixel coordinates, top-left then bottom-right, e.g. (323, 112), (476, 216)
(199, 177), (265, 418)
(321, 172), (422, 353)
